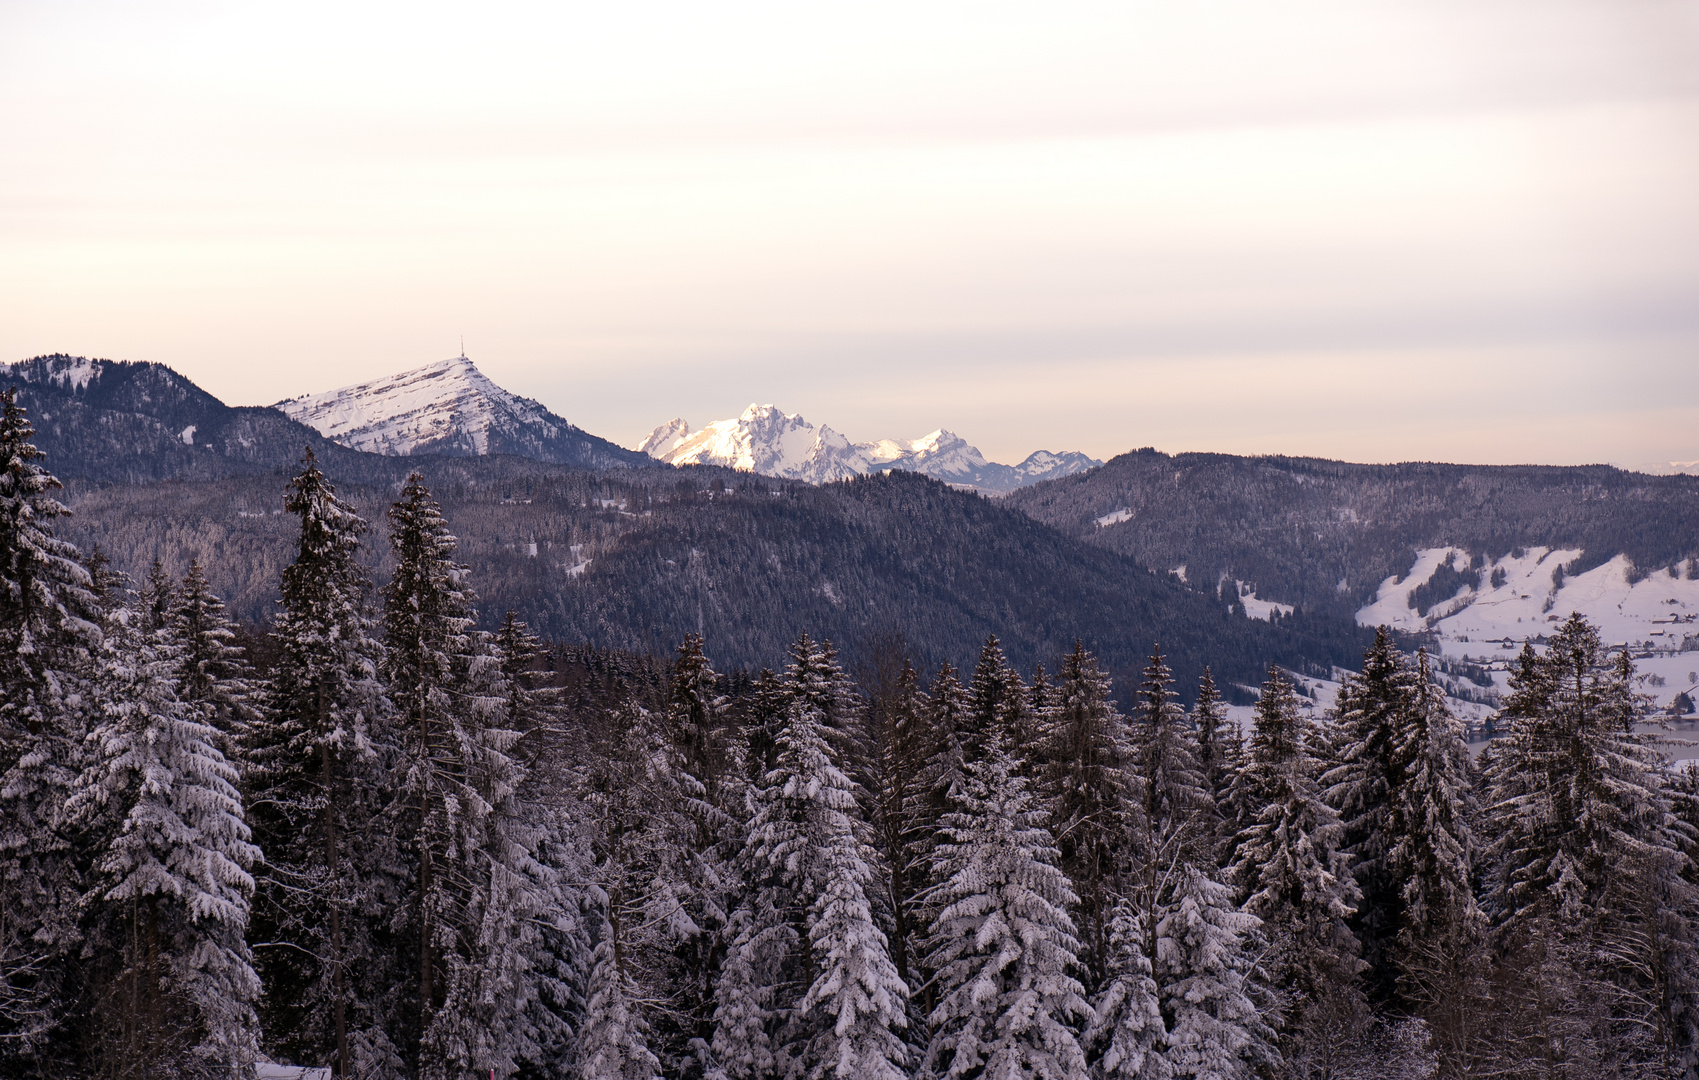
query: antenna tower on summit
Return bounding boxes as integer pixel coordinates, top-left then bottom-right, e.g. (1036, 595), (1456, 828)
(459, 335), (466, 359)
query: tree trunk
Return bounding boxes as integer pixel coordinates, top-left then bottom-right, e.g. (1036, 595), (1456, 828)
(321, 739), (348, 1078)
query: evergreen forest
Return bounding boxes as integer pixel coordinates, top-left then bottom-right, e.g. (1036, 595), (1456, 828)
(4, 388), (1699, 1080)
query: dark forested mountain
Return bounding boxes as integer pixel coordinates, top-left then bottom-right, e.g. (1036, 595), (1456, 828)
(2, 354), (384, 484)
(61, 462), (1367, 701)
(2, 354), (656, 483)
(1005, 447), (1699, 619)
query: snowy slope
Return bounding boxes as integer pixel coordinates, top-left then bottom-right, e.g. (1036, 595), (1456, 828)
(637, 407), (1100, 493)
(1357, 546), (1699, 716)
(274, 356), (649, 468)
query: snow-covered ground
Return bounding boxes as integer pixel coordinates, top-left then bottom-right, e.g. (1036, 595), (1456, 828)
(1356, 547), (1699, 715)
(636, 405), (1100, 493)
(1213, 546), (1699, 749)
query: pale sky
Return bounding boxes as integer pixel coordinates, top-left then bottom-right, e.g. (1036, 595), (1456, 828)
(4, 0), (1698, 468)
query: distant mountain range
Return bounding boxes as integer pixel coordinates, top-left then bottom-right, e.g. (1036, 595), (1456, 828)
(638, 404), (1100, 494)
(1, 354), (1098, 493)
(11, 350), (1698, 720)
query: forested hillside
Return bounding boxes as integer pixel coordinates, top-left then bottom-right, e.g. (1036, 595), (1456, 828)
(61, 458), (1368, 702)
(1006, 448), (1699, 618)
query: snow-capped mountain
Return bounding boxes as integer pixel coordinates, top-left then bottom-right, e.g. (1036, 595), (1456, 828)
(637, 406), (1100, 493)
(648, 404), (871, 483)
(273, 356), (650, 469)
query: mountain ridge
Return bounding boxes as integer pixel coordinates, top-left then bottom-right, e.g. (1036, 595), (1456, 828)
(639, 404), (1101, 493)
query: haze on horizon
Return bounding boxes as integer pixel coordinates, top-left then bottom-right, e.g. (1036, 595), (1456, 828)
(3, 0), (1698, 471)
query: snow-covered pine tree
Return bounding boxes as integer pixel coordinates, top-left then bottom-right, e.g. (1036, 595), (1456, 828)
(172, 558), (258, 754)
(383, 472), (568, 1079)
(72, 589), (261, 1077)
(1385, 649), (1483, 1075)
(1227, 667), (1364, 1053)
(713, 633), (907, 1080)
(383, 470), (489, 1070)
(672, 633), (731, 807)
(905, 661), (972, 1020)
(581, 691), (685, 1078)
(742, 667), (788, 788)
(141, 557), (176, 630)
(1324, 625), (1416, 1003)
(662, 634), (738, 1067)
(579, 911), (666, 1080)
(1087, 900), (1166, 1080)
(1188, 669), (1234, 863)
(796, 818), (910, 1080)
(0, 387), (101, 1060)
(1481, 614), (1695, 1074)
(966, 636), (1030, 768)
(917, 662), (971, 838)
(1154, 865), (1270, 1080)
(493, 609), (555, 741)
(1130, 644), (1211, 885)
(246, 449), (399, 1078)
(921, 729), (1091, 1080)
(865, 657), (930, 994)
(1042, 640), (1130, 994)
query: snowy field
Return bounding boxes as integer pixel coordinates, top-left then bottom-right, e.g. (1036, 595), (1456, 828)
(1225, 547), (1699, 755)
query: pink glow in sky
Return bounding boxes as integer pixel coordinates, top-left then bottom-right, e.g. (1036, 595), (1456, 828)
(3, 0), (1698, 468)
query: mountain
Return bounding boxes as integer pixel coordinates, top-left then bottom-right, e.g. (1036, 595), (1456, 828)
(60, 461), (1367, 702)
(1004, 447), (1699, 716)
(643, 404), (873, 482)
(638, 404), (1100, 493)
(274, 355), (653, 469)
(0, 353), (382, 484)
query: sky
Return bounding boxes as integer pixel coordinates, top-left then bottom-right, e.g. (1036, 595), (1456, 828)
(3, 0), (1698, 469)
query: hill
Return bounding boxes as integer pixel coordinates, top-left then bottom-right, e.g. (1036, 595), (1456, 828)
(59, 461), (1368, 702)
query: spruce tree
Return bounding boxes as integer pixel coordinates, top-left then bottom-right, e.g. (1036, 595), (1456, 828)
(714, 634), (906, 1080)
(906, 661), (971, 1020)
(1042, 640), (1130, 993)
(921, 732), (1090, 1080)
(247, 449), (397, 1077)
(0, 387), (100, 1059)
(1154, 866), (1269, 1080)
(966, 636), (1029, 766)
(663, 634), (738, 1065)
(866, 657), (930, 994)
(582, 689), (692, 1077)
(1087, 900), (1166, 1080)
(72, 596), (261, 1076)
(172, 558), (257, 754)
(1386, 649), (1483, 1074)
(1482, 614), (1694, 1073)
(141, 557), (176, 630)
(1324, 625), (1416, 1003)
(493, 610), (555, 741)
(1188, 668), (1234, 863)
(1227, 667), (1364, 1052)
(383, 472), (567, 1079)
(579, 912), (666, 1080)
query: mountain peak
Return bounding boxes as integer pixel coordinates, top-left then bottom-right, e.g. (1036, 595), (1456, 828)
(273, 357), (651, 468)
(639, 406), (1099, 493)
